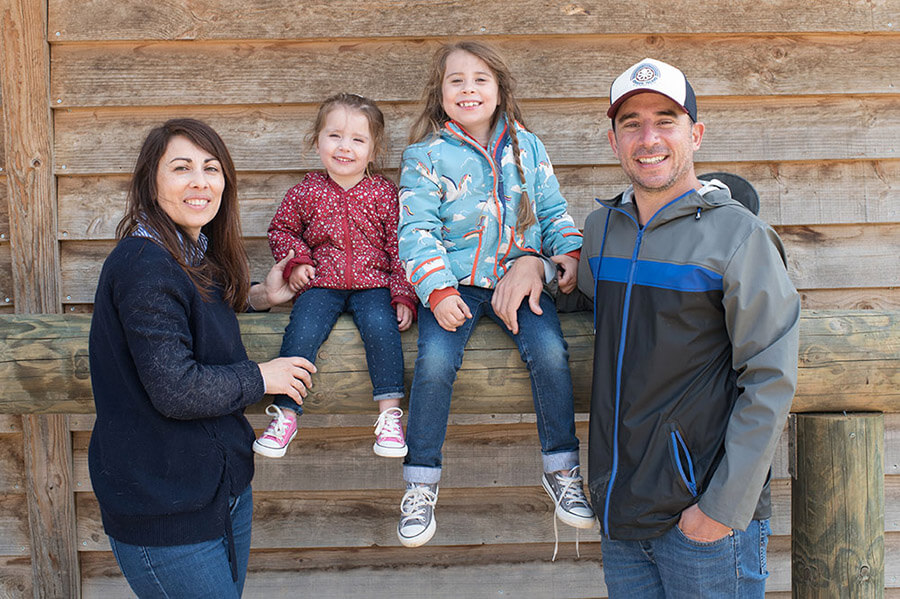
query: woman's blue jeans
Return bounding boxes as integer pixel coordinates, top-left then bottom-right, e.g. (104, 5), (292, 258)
(403, 286), (579, 484)
(601, 519), (772, 598)
(273, 287), (405, 414)
(108, 485), (252, 599)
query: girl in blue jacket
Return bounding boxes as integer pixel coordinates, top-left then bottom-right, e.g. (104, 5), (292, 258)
(396, 41), (595, 550)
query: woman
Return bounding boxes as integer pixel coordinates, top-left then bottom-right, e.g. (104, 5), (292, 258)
(88, 118), (314, 597)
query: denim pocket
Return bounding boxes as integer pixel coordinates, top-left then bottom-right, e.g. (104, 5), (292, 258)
(673, 523), (734, 549)
(668, 428), (698, 497)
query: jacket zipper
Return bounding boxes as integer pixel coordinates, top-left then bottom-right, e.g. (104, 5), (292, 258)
(599, 189), (695, 536)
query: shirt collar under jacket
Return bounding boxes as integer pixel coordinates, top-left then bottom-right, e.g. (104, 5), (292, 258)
(132, 219), (208, 267)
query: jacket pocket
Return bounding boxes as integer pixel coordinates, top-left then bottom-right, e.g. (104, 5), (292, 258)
(668, 426), (698, 497)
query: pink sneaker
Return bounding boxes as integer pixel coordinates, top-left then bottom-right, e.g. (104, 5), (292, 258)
(252, 405), (298, 458)
(373, 407), (407, 458)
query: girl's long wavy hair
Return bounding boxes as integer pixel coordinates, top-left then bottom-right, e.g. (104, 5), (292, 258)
(116, 118), (250, 310)
(408, 41), (536, 234)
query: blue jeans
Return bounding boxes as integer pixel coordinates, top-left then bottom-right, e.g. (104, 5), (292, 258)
(109, 485), (253, 598)
(601, 519), (772, 598)
(403, 286), (579, 483)
(274, 287), (405, 414)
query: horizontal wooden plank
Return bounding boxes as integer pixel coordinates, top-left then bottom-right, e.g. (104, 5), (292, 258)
(0, 433), (24, 493)
(780, 224), (900, 290)
(52, 97), (900, 175)
(800, 288), (900, 311)
(50, 35), (899, 107)
(70, 412), (900, 489)
(0, 556), (32, 599)
(1, 310), (897, 414)
(48, 0), (899, 41)
(55, 160), (900, 243)
(58, 223), (900, 304)
(79, 538), (798, 598)
(78, 486), (604, 550)
(0, 493), (29, 555)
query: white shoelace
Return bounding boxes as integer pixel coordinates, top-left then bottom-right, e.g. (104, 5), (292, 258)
(374, 407), (403, 439)
(263, 405), (291, 441)
(549, 466), (590, 561)
(400, 485), (438, 528)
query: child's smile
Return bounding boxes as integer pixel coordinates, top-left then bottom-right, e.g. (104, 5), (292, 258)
(316, 105), (374, 190)
(442, 50), (500, 146)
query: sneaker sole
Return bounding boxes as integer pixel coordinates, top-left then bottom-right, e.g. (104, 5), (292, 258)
(541, 477), (597, 530)
(252, 430), (297, 458)
(373, 443), (408, 458)
(397, 516), (436, 548)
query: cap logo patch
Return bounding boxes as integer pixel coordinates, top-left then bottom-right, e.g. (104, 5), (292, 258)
(631, 63), (659, 86)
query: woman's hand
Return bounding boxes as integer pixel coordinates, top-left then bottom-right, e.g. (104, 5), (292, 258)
(433, 295), (472, 332)
(249, 250), (298, 310)
(258, 356), (317, 405)
(396, 303), (415, 332)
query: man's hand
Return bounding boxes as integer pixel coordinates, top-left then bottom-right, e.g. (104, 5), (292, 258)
(432, 295), (472, 332)
(491, 255), (545, 335)
(677, 503), (733, 542)
(551, 254), (578, 294)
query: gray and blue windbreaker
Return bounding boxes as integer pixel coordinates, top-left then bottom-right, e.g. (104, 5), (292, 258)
(399, 116), (582, 306)
(576, 181), (800, 540)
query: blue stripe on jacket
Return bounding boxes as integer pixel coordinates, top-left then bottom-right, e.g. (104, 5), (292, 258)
(588, 256), (723, 293)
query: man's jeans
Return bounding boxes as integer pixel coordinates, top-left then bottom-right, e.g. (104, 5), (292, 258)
(109, 485), (253, 599)
(274, 287), (405, 414)
(601, 519), (772, 598)
(403, 286), (580, 483)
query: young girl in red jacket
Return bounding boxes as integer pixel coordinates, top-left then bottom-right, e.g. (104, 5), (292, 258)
(254, 93), (418, 459)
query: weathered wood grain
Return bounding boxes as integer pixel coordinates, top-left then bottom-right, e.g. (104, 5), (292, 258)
(1, 310), (897, 414)
(799, 288), (900, 311)
(0, 176), (8, 237)
(52, 97), (900, 175)
(0, 243), (12, 308)
(54, 159), (900, 243)
(57, 222), (900, 304)
(48, 0), (898, 41)
(0, 433), (24, 494)
(50, 35), (899, 107)
(780, 224), (900, 290)
(0, 492), (29, 555)
(0, 555), (31, 599)
(78, 486), (604, 550)
(68, 413), (900, 489)
(792, 413), (885, 594)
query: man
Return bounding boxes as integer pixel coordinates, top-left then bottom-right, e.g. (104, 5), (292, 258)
(576, 58), (800, 596)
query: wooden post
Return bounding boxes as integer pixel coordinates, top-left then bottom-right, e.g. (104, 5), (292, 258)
(791, 412), (884, 597)
(0, 1), (79, 597)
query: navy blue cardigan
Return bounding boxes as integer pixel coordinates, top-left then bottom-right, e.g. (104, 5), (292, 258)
(89, 237), (264, 548)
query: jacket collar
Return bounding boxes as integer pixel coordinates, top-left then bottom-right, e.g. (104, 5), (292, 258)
(597, 178), (739, 229)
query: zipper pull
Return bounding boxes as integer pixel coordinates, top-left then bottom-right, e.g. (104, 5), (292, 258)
(695, 207), (702, 220)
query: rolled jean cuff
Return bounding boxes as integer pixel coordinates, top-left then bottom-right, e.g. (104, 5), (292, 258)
(403, 465), (442, 485)
(542, 449), (579, 474)
(373, 390), (405, 402)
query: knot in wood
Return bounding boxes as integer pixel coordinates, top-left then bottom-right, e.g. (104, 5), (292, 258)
(858, 564), (871, 581)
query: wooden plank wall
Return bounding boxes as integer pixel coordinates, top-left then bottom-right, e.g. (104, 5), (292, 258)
(0, 0), (895, 596)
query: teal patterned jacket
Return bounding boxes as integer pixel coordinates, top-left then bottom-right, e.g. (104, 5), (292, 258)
(398, 115), (582, 306)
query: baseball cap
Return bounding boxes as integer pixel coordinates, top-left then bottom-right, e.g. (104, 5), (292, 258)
(607, 58), (697, 122)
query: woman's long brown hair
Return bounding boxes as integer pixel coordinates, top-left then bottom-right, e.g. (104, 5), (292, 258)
(116, 118), (250, 310)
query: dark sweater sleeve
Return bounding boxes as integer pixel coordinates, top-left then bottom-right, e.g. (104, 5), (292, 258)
(113, 246), (264, 420)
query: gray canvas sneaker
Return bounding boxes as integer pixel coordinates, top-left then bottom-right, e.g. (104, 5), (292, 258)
(542, 465), (596, 529)
(397, 482), (438, 547)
